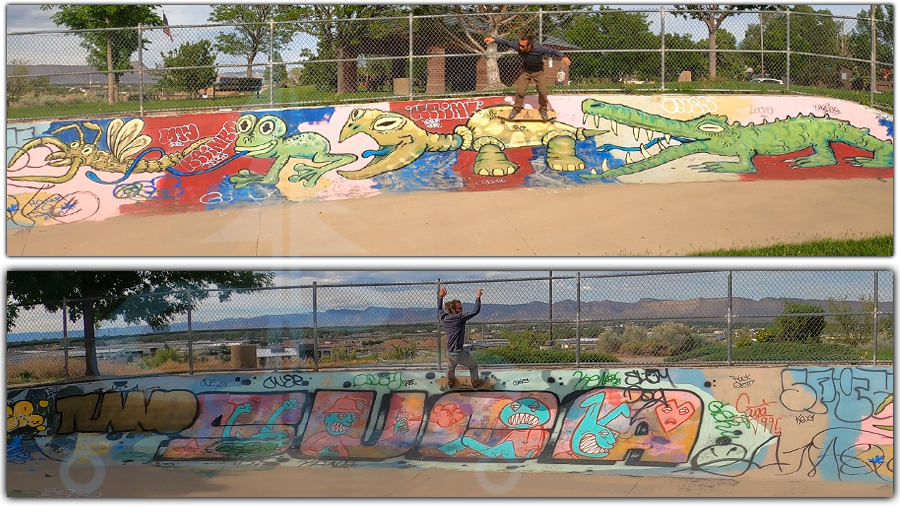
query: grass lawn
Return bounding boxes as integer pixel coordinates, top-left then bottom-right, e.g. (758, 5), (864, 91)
(690, 235), (893, 256)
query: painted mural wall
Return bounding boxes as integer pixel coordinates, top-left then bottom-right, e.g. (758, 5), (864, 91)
(6, 94), (893, 228)
(7, 366), (893, 485)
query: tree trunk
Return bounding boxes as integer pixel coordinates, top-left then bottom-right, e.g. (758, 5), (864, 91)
(708, 27), (718, 79)
(336, 46), (347, 94)
(107, 34), (116, 105)
(484, 43), (504, 90)
(247, 49), (257, 78)
(83, 299), (100, 377)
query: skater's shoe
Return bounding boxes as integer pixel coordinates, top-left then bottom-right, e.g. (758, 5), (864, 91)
(508, 108), (521, 120)
(539, 110), (549, 121)
(471, 379), (484, 389)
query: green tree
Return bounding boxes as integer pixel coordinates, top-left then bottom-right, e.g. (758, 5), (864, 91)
(827, 295), (875, 347)
(288, 5), (410, 94)
(673, 5), (772, 78)
(501, 327), (548, 349)
(847, 5), (893, 90)
(42, 5), (163, 105)
(697, 29), (744, 80)
(265, 51), (289, 87)
(564, 8), (661, 83)
(207, 5), (299, 78)
(773, 301), (826, 344)
(6, 60), (50, 106)
(156, 39), (217, 98)
(6, 271), (275, 377)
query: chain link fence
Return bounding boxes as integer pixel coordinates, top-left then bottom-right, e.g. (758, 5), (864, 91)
(7, 7), (893, 121)
(6, 271), (893, 386)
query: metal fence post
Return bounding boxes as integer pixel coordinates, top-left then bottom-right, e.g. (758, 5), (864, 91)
(436, 279), (442, 370)
(63, 298), (69, 382)
(869, 5), (876, 106)
(187, 287), (194, 376)
(548, 271), (553, 346)
(269, 19), (275, 107)
(539, 8), (543, 43)
(872, 270), (879, 364)
(313, 281), (319, 372)
(727, 271), (733, 365)
(408, 12), (414, 100)
(576, 273), (581, 367)
(785, 9), (791, 90)
(660, 6), (666, 90)
(137, 24), (144, 117)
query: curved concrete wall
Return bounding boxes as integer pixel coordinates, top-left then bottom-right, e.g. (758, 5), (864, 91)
(7, 365), (893, 483)
(6, 94), (893, 228)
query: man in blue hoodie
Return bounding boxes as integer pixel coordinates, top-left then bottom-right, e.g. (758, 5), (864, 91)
(484, 33), (571, 121)
(439, 287), (483, 388)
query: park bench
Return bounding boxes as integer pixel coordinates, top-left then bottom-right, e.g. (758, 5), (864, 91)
(208, 77), (263, 98)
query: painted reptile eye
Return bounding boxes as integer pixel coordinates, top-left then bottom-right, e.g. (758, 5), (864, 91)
(698, 123), (725, 133)
(81, 147), (94, 156)
(349, 109), (365, 121)
(373, 115), (406, 133)
(237, 115), (256, 133)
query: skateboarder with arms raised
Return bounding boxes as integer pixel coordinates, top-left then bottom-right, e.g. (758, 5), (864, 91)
(484, 33), (571, 121)
(439, 287), (484, 389)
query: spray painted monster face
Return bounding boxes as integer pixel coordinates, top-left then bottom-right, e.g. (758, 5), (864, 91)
(500, 398), (551, 428)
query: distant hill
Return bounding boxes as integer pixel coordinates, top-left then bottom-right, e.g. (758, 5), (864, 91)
(6, 296), (890, 344)
(7, 63), (262, 86)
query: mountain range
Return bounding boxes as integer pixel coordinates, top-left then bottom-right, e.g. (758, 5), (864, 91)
(7, 296), (889, 343)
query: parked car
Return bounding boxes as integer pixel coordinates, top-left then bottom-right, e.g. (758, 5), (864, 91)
(749, 77), (784, 84)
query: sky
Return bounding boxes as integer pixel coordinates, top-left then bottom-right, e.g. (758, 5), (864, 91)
(7, 270), (893, 334)
(4, 3), (879, 68)
(4, 3), (874, 34)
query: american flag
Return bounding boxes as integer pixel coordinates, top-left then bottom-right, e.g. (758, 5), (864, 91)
(162, 13), (173, 42)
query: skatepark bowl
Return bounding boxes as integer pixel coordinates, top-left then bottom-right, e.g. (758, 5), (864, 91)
(6, 364), (894, 497)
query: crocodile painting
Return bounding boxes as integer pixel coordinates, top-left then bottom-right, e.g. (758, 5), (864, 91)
(578, 99), (894, 179)
(337, 106), (607, 179)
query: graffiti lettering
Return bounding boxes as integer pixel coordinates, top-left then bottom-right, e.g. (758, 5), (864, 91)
(750, 106), (775, 116)
(263, 374), (307, 389)
(113, 176), (184, 201)
(780, 367), (894, 422)
(796, 414), (816, 424)
(404, 100), (484, 122)
(56, 390), (198, 435)
(158, 124), (200, 147)
(707, 400), (752, 437)
(475, 178), (508, 186)
(401, 379), (417, 387)
(731, 374), (755, 388)
(813, 103), (841, 116)
(734, 393), (782, 435)
(216, 441), (281, 456)
(512, 378), (530, 386)
(572, 371), (621, 391)
(198, 378), (237, 389)
(352, 372), (402, 390)
(660, 96), (718, 114)
(176, 121), (238, 174)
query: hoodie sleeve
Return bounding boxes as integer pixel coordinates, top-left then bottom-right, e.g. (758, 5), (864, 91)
(462, 297), (481, 321)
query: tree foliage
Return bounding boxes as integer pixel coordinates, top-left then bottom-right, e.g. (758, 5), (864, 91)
(673, 5), (772, 78)
(288, 5), (410, 93)
(207, 5), (299, 78)
(773, 301), (826, 343)
(6, 60), (50, 106)
(42, 5), (163, 104)
(6, 271), (275, 376)
(156, 39), (217, 97)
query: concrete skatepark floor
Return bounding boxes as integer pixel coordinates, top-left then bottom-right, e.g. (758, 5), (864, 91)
(6, 178), (893, 256)
(6, 458), (894, 498)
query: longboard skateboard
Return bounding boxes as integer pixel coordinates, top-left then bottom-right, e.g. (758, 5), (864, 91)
(437, 377), (497, 391)
(501, 108), (557, 122)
